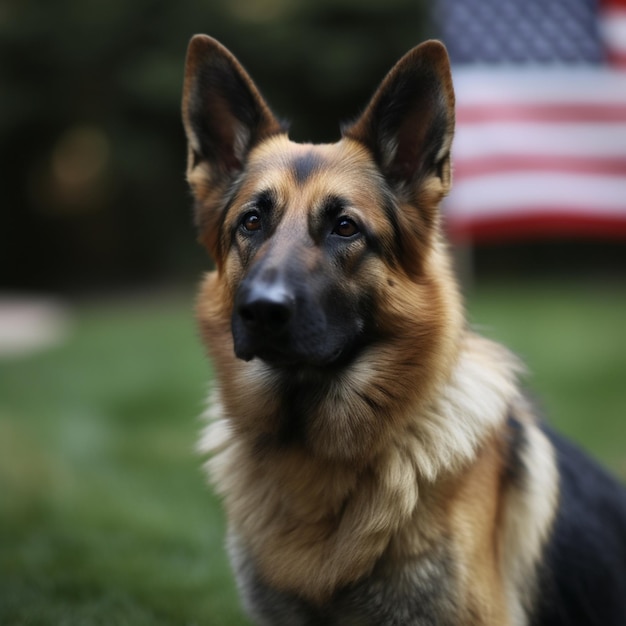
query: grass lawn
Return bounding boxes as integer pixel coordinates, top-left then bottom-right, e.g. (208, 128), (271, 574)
(1, 280), (625, 625)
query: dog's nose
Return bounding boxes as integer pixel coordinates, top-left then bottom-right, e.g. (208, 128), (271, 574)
(236, 280), (294, 335)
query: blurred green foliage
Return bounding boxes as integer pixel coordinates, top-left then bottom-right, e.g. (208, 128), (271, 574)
(1, 0), (428, 293)
(0, 297), (249, 625)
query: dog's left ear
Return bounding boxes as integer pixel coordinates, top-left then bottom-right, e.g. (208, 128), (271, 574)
(343, 41), (455, 205)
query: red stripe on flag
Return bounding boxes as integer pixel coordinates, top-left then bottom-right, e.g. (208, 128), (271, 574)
(456, 104), (626, 124)
(607, 50), (626, 67)
(446, 212), (626, 243)
(453, 156), (626, 179)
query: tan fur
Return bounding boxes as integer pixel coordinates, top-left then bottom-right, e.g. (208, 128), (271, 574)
(499, 401), (559, 623)
(445, 436), (512, 625)
(198, 327), (553, 613)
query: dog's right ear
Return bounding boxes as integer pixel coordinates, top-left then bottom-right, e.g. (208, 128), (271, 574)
(343, 40), (455, 216)
(182, 35), (285, 258)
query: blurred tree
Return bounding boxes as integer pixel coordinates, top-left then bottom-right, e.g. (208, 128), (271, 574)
(1, 0), (428, 292)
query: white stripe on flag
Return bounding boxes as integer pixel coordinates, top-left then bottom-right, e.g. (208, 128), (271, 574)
(453, 123), (626, 160)
(446, 172), (626, 219)
(451, 68), (626, 106)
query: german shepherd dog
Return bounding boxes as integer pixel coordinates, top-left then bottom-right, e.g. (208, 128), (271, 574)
(182, 35), (626, 625)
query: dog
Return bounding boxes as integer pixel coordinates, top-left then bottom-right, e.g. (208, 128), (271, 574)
(181, 35), (626, 625)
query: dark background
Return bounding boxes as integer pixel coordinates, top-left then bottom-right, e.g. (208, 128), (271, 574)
(3, 0), (625, 295)
(2, 0), (437, 294)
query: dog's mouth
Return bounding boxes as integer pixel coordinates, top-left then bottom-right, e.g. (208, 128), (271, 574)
(232, 302), (367, 370)
(234, 336), (358, 370)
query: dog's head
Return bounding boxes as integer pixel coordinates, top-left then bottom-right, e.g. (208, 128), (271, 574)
(183, 36), (459, 373)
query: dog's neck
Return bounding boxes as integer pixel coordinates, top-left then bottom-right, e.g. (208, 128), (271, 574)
(199, 332), (523, 602)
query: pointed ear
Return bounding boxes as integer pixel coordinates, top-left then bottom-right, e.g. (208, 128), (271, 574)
(182, 35), (285, 257)
(182, 34), (284, 177)
(343, 40), (455, 204)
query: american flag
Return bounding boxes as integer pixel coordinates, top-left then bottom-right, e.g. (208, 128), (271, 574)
(434, 0), (626, 242)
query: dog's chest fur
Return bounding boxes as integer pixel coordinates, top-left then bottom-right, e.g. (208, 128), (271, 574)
(200, 335), (548, 626)
(230, 533), (459, 626)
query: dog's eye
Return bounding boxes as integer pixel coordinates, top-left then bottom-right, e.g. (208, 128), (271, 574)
(241, 211), (262, 233)
(333, 217), (360, 238)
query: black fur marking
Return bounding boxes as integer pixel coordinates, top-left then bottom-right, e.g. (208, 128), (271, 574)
(504, 413), (528, 489)
(532, 427), (626, 625)
(333, 543), (460, 625)
(276, 382), (309, 447)
(274, 373), (334, 447)
(232, 517), (460, 625)
(254, 188), (276, 213)
(213, 177), (245, 257)
(320, 195), (346, 221)
(291, 151), (326, 185)
(380, 192), (403, 267)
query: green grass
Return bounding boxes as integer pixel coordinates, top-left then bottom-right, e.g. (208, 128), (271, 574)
(466, 280), (626, 472)
(0, 299), (249, 625)
(0, 281), (624, 624)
